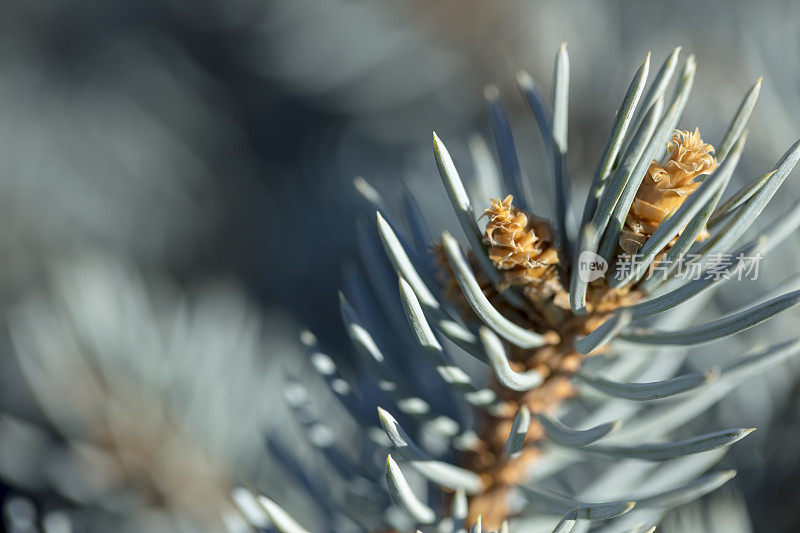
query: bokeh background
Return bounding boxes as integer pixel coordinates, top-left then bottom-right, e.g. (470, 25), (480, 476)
(1, 0), (800, 531)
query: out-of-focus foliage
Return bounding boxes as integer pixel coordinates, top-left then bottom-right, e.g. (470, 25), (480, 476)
(0, 255), (304, 531)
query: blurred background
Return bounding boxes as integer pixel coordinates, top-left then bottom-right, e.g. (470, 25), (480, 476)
(1, 0), (800, 531)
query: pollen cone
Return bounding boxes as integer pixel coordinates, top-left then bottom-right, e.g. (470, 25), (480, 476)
(483, 195), (567, 308)
(621, 128), (718, 255)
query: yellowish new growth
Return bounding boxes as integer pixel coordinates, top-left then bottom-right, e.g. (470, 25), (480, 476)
(484, 195), (560, 288)
(621, 127), (718, 254)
